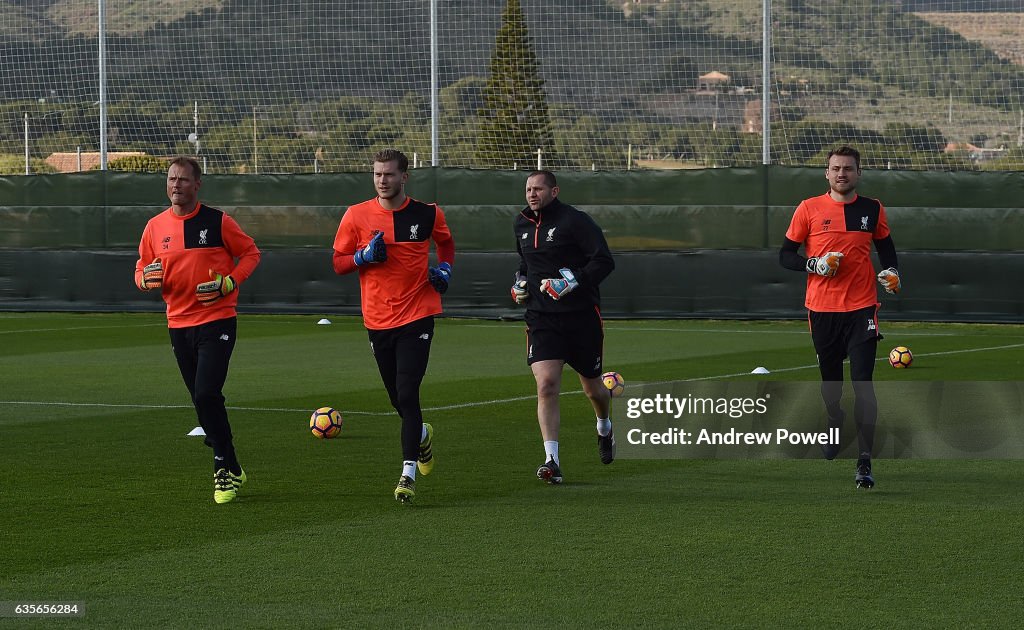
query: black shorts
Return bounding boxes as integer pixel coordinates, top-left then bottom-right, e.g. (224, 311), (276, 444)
(809, 304), (883, 367)
(525, 308), (604, 378)
(366, 316), (434, 364)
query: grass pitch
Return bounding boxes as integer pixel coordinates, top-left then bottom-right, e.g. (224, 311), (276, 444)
(1, 313), (1023, 628)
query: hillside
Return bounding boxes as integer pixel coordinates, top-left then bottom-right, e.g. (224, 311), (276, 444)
(1, 1), (1021, 109)
(2, 0), (1023, 170)
(916, 12), (1024, 65)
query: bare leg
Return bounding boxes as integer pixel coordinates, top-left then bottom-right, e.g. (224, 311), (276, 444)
(531, 360), (564, 441)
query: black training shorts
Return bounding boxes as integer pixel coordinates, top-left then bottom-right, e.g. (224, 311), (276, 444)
(809, 304), (882, 369)
(524, 307), (604, 378)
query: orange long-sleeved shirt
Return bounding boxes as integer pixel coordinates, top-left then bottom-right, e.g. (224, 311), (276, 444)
(785, 193), (890, 312)
(333, 196), (455, 330)
(135, 203), (260, 328)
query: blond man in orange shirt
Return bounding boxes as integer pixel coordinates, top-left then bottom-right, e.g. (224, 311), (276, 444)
(333, 149), (455, 504)
(135, 156), (261, 504)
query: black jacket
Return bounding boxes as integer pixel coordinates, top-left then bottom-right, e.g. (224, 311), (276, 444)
(514, 198), (615, 313)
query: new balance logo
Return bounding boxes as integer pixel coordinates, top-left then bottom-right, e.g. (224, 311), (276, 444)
(822, 219), (831, 231)
(594, 357), (602, 371)
(521, 232), (528, 240)
(419, 333), (430, 340)
(199, 228), (209, 245)
(220, 334), (230, 341)
(410, 224), (419, 240)
(546, 228), (556, 242)
(161, 236), (171, 250)
(866, 318), (876, 331)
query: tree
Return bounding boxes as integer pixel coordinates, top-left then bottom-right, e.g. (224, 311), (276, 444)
(107, 154), (169, 173)
(476, 0), (553, 169)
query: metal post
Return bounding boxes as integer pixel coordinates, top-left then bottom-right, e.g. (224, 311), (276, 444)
(24, 113), (29, 175)
(77, 146), (83, 172)
(98, 0), (107, 170)
(430, 0), (438, 166)
(193, 101), (200, 156)
(253, 106), (258, 174)
(762, 0), (771, 165)
(536, 148), (542, 170)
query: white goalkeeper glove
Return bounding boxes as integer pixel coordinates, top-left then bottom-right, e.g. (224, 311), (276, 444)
(511, 272), (528, 305)
(139, 257), (163, 290)
(877, 267), (901, 294)
(806, 252), (844, 277)
(540, 268), (579, 300)
(196, 269), (236, 305)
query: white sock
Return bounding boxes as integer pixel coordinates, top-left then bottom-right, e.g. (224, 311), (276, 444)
(402, 461), (416, 480)
(596, 417), (612, 437)
(420, 424), (428, 443)
(544, 440), (559, 465)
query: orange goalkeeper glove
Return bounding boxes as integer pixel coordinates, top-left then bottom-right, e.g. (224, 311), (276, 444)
(877, 267), (901, 294)
(139, 257), (163, 290)
(196, 269), (236, 305)
(806, 252), (844, 277)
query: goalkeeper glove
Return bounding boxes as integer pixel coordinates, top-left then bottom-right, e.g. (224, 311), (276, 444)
(877, 267), (901, 294)
(353, 230), (387, 266)
(511, 272), (529, 305)
(428, 262), (452, 294)
(540, 268), (579, 300)
(196, 269), (236, 306)
(139, 257), (163, 290)
(806, 251), (844, 277)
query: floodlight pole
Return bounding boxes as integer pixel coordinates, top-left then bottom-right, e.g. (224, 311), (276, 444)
(762, 0), (771, 165)
(98, 0), (107, 171)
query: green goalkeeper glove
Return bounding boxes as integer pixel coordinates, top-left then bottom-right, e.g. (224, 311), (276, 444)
(196, 269), (236, 305)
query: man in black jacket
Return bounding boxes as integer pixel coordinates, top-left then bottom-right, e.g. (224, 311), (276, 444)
(511, 170), (616, 484)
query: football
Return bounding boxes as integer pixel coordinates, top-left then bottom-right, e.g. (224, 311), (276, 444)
(310, 406), (343, 438)
(602, 371), (625, 397)
(888, 346), (913, 369)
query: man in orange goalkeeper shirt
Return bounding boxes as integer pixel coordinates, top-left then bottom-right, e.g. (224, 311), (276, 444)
(333, 149), (455, 504)
(779, 146), (901, 489)
(135, 157), (260, 504)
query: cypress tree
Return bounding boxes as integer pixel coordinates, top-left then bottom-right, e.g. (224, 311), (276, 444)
(477, 0), (553, 169)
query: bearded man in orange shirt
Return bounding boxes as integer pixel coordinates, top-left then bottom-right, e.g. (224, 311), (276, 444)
(780, 146), (901, 489)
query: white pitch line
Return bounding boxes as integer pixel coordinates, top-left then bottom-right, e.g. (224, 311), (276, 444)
(462, 323), (962, 337)
(3, 342), (1023, 416)
(0, 323), (166, 335)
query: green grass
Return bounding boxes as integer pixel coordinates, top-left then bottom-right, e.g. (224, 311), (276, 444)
(1, 313), (1023, 628)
